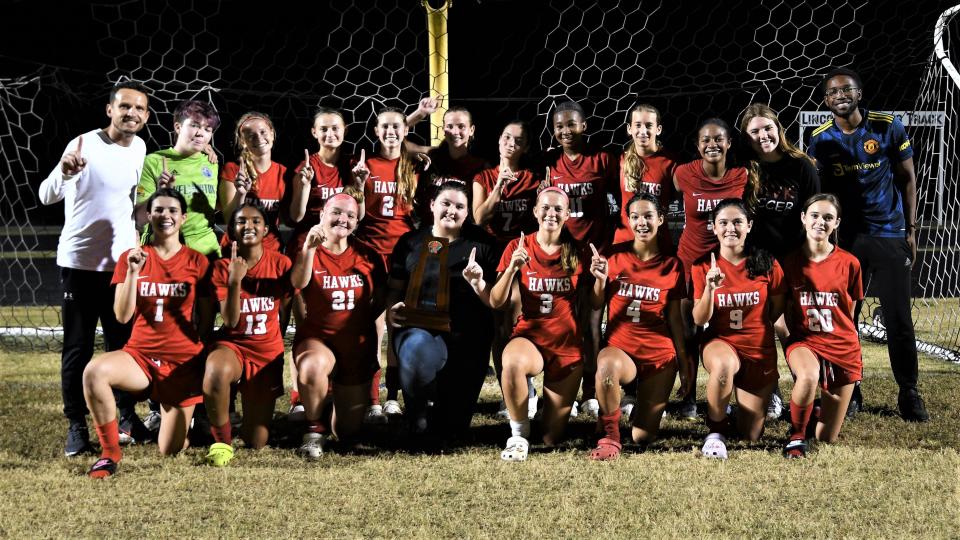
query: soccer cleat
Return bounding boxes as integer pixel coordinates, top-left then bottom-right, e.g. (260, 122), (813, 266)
(204, 442), (235, 467)
(287, 404), (306, 423)
(87, 457), (118, 479)
(782, 439), (807, 459)
(500, 435), (529, 462)
(65, 422), (93, 457)
(580, 398), (600, 419)
(298, 432), (326, 460)
(364, 404), (387, 425)
(589, 437), (622, 461)
(383, 399), (403, 418)
(766, 389), (784, 420)
(142, 410), (162, 432)
(898, 388), (930, 423)
(701, 433), (728, 460)
(118, 414), (153, 445)
(527, 395), (539, 420)
(620, 394), (637, 419)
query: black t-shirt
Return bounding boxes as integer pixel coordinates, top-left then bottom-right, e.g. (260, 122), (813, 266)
(390, 223), (497, 338)
(750, 154), (820, 260)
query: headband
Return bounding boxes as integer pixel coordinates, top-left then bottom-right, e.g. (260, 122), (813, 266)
(323, 192), (358, 211)
(538, 186), (569, 202)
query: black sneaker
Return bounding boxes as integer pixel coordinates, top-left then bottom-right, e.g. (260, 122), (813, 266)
(119, 413), (155, 445)
(898, 388), (930, 422)
(65, 422), (93, 457)
(845, 383), (862, 419)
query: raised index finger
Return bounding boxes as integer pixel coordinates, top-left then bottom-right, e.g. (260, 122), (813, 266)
(162, 156), (168, 174)
(710, 252), (717, 269)
(519, 232), (525, 247)
(231, 241), (238, 260)
(589, 243), (599, 257)
(359, 148), (366, 164)
(468, 246), (476, 264)
(303, 149), (310, 166)
(76, 136), (83, 156)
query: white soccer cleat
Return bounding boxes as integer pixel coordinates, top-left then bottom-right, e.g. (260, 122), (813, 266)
(500, 435), (529, 462)
(298, 432), (326, 460)
(142, 410), (162, 432)
(580, 398), (600, 418)
(383, 399), (403, 417)
(701, 433), (728, 460)
(364, 404), (387, 425)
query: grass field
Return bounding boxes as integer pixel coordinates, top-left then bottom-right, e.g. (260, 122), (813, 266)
(0, 345), (958, 538)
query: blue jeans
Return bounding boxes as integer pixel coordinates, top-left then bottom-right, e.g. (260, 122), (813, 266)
(394, 328), (448, 410)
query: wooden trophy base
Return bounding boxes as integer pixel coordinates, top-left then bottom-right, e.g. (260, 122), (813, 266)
(399, 307), (451, 332)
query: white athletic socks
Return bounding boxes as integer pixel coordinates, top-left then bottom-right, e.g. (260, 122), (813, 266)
(509, 418), (530, 438)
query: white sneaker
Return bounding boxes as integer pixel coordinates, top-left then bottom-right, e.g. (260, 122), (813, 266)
(620, 394), (637, 419)
(500, 435), (529, 462)
(298, 432), (326, 460)
(767, 391), (784, 420)
(527, 396), (539, 420)
(142, 410), (161, 432)
(287, 404), (306, 423)
(580, 398), (600, 418)
(383, 399), (403, 417)
(701, 433), (728, 460)
(364, 404), (387, 425)
(569, 400), (579, 418)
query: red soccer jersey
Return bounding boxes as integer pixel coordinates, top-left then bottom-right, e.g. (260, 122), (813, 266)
(615, 150), (678, 251)
(355, 156), (416, 257)
(674, 160), (748, 276)
(212, 249), (295, 358)
(112, 245), (210, 359)
(497, 234), (582, 357)
(782, 247), (863, 369)
(692, 254), (785, 362)
(603, 245), (685, 364)
(292, 153), (350, 230)
(546, 147), (619, 249)
(473, 166), (540, 243)
(296, 239), (386, 343)
(220, 161), (287, 252)
(415, 150), (488, 223)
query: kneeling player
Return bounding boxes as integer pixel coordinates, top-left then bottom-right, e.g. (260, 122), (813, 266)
(692, 199), (785, 460)
(291, 194), (386, 458)
(82, 189), (212, 478)
(587, 193), (690, 460)
(491, 188), (585, 462)
(781, 194), (863, 458)
(202, 204), (295, 466)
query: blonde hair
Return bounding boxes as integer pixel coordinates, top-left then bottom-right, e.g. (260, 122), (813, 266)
(536, 188), (579, 275)
(233, 111), (275, 191)
(622, 104), (661, 193)
(739, 103), (816, 210)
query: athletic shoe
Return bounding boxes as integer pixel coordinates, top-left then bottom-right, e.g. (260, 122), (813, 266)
(845, 383), (862, 419)
(298, 432), (326, 460)
(500, 435), (529, 462)
(782, 438), (807, 459)
(620, 394), (637, 419)
(676, 397), (697, 420)
(118, 414), (153, 445)
(65, 422), (93, 457)
(580, 398), (600, 418)
(364, 404), (387, 425)
(701, 433), (728, 460)
(767, 389), (784, 420)
(383, 399), (403, 418)
(142, 410), (162, 432)
(527, 395), (539, 420)
(204, 442), (235, 467)
(898, 388), (930, 422)
(287, 404), (306, 423)
(568, 400), (579, 418)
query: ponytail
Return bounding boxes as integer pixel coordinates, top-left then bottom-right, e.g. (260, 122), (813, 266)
(397, 144), (417, 206)
(622, 103), (662, 192)
(559, 228), (579, 275)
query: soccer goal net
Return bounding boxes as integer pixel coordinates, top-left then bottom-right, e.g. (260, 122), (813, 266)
(1, 0), (957, 361)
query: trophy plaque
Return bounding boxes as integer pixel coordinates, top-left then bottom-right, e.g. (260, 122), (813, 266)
(400, 236), (451, 332)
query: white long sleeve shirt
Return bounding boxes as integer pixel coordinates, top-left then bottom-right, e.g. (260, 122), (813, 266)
(39, 129), (146, 272)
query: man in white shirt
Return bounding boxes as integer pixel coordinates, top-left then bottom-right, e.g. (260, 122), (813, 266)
(39, 81), (152, 456)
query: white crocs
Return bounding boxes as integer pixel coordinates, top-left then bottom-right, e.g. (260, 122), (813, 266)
(701, 432), (728, 460)
(500, 435), (529, 462)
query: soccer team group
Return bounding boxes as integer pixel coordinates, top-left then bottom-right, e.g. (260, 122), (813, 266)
(40, 66), (929, 478)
